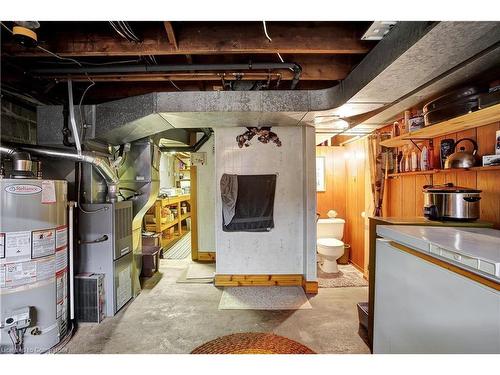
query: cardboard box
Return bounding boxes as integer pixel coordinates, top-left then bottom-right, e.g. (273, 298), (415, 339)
(483, 154), (500, 166)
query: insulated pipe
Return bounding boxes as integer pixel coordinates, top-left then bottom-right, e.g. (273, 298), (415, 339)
(68, 201), (76, 320)
(0, 143), (119, 201)
(31, 62), (303, 89)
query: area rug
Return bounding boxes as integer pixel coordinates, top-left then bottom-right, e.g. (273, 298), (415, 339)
(162, 233), (191, 259)
(176, 267), (214, 284)
(191, 332), (315, 354)
(186, 262), (216, 279)
(318, 264), (368, 288)
(219, 286), (312, 310)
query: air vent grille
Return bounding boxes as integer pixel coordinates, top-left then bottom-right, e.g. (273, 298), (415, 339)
(115, 205), (132, 241)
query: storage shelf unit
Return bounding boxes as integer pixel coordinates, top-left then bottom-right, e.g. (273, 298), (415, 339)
(380, 104), (500, 148)
(387, 165), (500, 178)
(144, 195), (191, 248)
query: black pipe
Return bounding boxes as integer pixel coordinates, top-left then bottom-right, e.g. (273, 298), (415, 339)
(31, 63), (302, 90)
(159, 128), (212, 153)
(62, 105), (76, 148)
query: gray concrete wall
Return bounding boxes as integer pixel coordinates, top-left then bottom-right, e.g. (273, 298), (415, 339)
(214, 127), (316, 279)
(196, 136), (216, 252)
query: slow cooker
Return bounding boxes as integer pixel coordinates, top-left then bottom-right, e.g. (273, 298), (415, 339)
(423, 183), (482, 221)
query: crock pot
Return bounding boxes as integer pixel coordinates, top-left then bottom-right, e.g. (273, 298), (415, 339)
(423, 183), (481, 221)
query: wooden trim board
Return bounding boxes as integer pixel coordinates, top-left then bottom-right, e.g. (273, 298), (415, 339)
(214, 274), (318, 294)
(302, 280), (319, 294)
(389, 241), (500, 291)
(197, 252), (216, 262)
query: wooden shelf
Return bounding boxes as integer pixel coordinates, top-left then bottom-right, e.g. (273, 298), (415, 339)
(145, 218), (179, 232)
(387, 165), (500, 178)
(143, 194), (191, 239)
(380, 104), (500, 148)
(180, 213), (191, 221)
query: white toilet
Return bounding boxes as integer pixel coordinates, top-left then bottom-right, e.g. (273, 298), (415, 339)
(316, 216), (345, 273)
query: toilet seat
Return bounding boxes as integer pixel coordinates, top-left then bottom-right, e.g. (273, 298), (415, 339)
(317, 238), (343, 247)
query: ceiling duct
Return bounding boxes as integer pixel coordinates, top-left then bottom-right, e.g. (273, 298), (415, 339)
(35, 22), (500, 146)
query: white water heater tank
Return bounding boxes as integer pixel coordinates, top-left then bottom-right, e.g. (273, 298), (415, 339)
(0, 178), (68, 354)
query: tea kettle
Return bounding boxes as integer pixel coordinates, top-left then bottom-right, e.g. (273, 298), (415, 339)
(444, 138), (478, 169)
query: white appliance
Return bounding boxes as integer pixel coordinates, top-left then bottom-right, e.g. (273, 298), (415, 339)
(374, 225), (500, 354)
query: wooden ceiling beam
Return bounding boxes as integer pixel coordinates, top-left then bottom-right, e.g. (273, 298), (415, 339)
(163, 21), (178, 49)
(2, 23), (373, 57)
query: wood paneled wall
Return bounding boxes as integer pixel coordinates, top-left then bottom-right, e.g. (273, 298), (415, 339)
(385, 121), (500, 228)
(316, 146), (346, 219)
(316, 141), (370, 273)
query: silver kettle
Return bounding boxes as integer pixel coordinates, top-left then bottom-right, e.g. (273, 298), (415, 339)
(444, 138), (478, 169)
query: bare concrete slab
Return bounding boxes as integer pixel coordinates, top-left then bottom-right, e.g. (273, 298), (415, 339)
(61, 258), (369, 354)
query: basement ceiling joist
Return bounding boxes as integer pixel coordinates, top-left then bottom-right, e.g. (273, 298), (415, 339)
(1, 21), (374, 57)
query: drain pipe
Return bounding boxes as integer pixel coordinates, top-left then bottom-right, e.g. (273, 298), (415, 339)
(31, 63), (303, 89)
(0, 143), (119, 202)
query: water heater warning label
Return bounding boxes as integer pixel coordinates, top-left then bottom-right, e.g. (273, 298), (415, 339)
(32, 229), (56, 259)
(55, 226), (68, 249)
(41, 180), (56, 204)
(5, 262), (37, 287)
(5, 231), (31, 262)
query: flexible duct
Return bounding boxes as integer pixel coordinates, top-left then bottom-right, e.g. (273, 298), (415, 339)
(0, 143), (119, 201)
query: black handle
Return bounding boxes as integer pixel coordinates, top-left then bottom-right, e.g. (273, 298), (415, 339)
(424, 205), (439, 220)
(79, 235), (109, 245)
(453, 138), (478, 156)
(463, 196), (481, 203)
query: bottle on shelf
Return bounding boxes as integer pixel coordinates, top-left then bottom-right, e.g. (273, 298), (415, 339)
(420, 143), (429, 171)
(403, 146), (410, 172)
(410, 145), (419, 172)
(428, 140), (435, 170)
(392, 121), (401, 138)
(402, 110), (411, 134)
(396, 151), (403, 173)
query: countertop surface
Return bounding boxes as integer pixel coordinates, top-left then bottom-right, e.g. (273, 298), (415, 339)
(370, 216), (494, 227)
(377, 225), (500, 280)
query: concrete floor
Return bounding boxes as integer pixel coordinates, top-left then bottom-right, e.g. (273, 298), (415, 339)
(62, 258), (370, 354)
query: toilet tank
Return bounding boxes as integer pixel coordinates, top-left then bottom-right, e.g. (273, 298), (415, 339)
(317, 218), (345, 239)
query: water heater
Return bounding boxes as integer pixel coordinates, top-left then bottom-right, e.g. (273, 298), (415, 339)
(0, 178), (69, 354)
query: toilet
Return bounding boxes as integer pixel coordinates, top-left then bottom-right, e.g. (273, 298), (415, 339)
(316, 217), (345, 273)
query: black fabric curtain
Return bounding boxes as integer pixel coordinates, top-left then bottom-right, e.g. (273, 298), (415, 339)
(222, 174), (277, 232)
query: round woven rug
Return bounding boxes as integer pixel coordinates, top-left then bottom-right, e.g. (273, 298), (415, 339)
(191, 333), (315, 354)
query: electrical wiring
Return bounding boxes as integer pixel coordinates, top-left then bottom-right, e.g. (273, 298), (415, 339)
(109, 21), (130, 41)
(36, 45), (84, 67)
(119, 21), (141, 42)
(1, 21), (13, 33)
(169, 80), (182, 91)
(117, 21), (137, 42)
(262, 21), (273, 42)
(262, 21), (286, 64)
(78, 78), (96, 142)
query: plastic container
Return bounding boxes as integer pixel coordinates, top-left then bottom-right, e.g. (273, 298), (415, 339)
(141, 245), (161, 277)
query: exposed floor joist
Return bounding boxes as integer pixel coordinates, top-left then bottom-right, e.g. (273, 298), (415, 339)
(1, 22), (374, 57)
